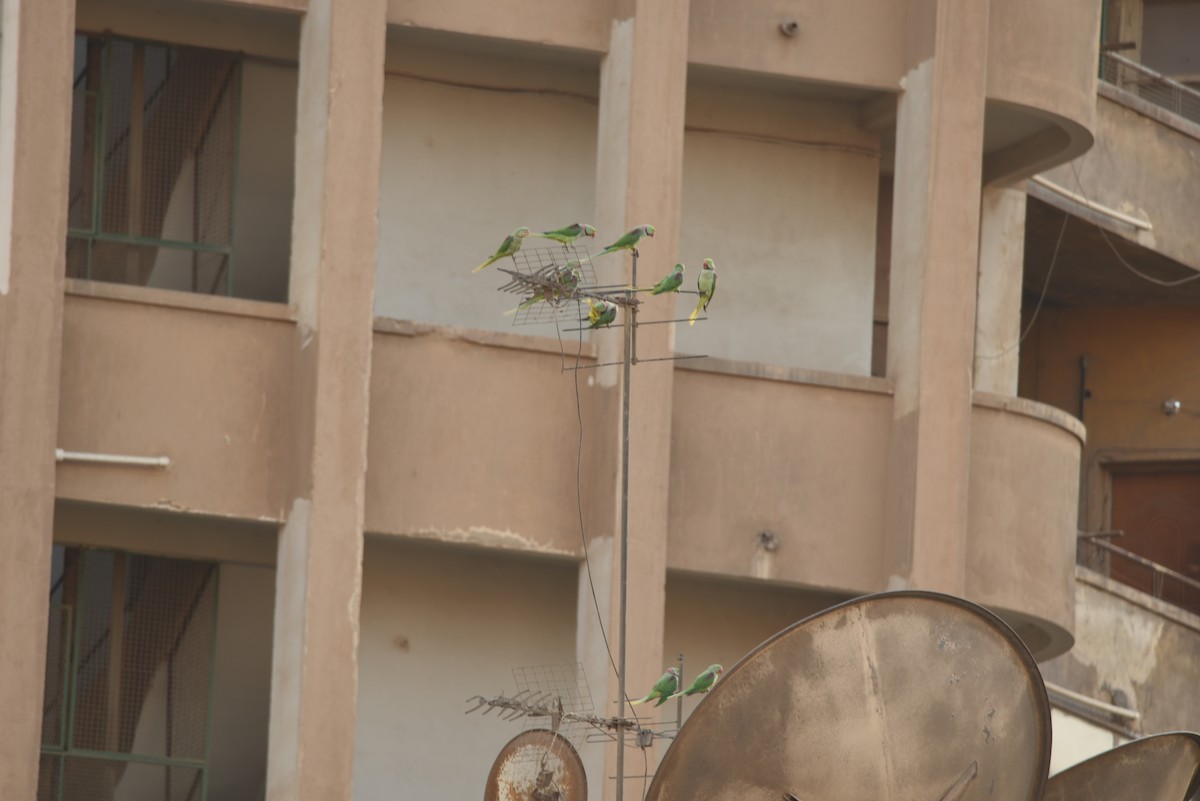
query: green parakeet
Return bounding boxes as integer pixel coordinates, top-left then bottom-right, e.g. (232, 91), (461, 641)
(472, 227), (530, 273)
(586, 299), (618, 329)
(598, 224), (655, 257)
(638, 263), (684, 294)
(668, 664), (723, 699)
(688, 258), (717, 326)
(533, 223), (597, 245)
(630, 667), (681, 707)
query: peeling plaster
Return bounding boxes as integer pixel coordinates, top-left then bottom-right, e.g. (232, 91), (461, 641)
(1068, 590), (1163, 709)
(397, 525), (578, 557)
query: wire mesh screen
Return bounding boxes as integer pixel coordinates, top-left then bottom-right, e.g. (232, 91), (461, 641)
(511, 663), (595, 754)
(38, 754), (62, 801)
(39, 546), (218, 801)
(68, 34), (240, 295)
(497, 244), (599, 326)
(1100, 52), (1200, 126)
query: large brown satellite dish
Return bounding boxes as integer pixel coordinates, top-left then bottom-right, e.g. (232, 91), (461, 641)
(1044, 733), (1200, 801)
(646, 591), (1050, 801)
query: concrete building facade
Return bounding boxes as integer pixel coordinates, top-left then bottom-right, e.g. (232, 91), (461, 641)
(2, 0), (1200, 798)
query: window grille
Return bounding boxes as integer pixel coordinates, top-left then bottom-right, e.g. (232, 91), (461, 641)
(39, 546), (219, 801)
(67, 34), (241, 296)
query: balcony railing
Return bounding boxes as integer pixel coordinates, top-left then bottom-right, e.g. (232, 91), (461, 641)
(1080, 533), (1200, 617)
(1100, 51), (1200, 127)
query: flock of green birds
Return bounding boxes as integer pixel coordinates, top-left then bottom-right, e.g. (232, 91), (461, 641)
(629, 664), (724, 708)
(471, 223), (718, 328)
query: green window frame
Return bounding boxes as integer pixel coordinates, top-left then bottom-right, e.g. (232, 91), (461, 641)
(67, 33), (243, 296)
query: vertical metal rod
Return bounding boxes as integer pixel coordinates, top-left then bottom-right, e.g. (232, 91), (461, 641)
(107, 553), (126, 752)
(676, 652), (684, 732)
(615, 251), (636, 801)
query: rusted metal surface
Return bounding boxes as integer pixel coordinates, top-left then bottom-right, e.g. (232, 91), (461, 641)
(1044, 733), (1200, 801)
(484, 729), (587, 801)
(645, 591), (1050, 801)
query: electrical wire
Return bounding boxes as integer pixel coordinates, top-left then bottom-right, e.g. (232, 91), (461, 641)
(1069, 160), (1200, 288)
(975, 206), (1069, 362)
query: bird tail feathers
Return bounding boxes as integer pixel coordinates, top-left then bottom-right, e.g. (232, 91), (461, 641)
(688, 301), (703, 326)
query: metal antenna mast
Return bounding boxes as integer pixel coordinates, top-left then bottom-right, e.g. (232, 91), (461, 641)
(479, 239), (708, 800)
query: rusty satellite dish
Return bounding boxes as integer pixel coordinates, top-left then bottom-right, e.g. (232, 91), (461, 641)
(1044, 733), (1200, 801)
(484, 728), (587, 801)
(646, 591), (1050, 801)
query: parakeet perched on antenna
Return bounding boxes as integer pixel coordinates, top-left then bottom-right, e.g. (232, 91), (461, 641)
(636, 263), (684, 295)
(586, 299), (618, 329)
(630, 667), (681, 707)
(598, 225), (655, 257)
(533, 223), (597, 246)
(668, 664), (723, 699)
(688, 258), (717, 326)
(472, 227), (530, 273)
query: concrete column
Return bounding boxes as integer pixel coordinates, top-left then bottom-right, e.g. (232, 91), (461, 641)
(265, 1), (385, 800)
(577, 1), (688, 799)
(0, 0), (75, 797)
(883, 0), (990, 595)
(974, 186), (1027, 395)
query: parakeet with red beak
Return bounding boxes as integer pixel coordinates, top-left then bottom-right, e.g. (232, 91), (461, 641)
(688, 258), (717, 325)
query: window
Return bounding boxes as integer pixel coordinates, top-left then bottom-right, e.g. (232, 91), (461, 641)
(40, 546), (219, 801)
(67, 35), (241, 295)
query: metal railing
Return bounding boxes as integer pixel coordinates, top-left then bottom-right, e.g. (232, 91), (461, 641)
(1100, 51), (1200, 127)
(1080, 534), (1200, 616)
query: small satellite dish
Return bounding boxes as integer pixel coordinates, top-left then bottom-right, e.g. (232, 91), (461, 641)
(484, 728), (587, 801)
(646, 591), (1050, 801)
(1044, 733), (1200, 801)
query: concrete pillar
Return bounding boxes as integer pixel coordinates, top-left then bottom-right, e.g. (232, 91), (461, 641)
(883, 0), (990, 596)
(265, 1), (385, 800)
(577, 1), (688, 798)
(974, 186), (1027, 395)
(0, 0), (75, 797)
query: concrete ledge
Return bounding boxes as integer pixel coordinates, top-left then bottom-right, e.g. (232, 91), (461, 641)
(1077, 564), (1200, 635)
(973, 390), (1087, 443)
(65, 278), (296, 322)
(373, 316), (598, 359)
(1098, 82), (1200, 142)
(677, 354), (893, 395)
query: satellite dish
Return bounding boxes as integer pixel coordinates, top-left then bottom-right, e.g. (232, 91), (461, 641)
(484, 728), (587, 801)
(646, 591), (1050, 801)
(1044, 733), (1200, 801)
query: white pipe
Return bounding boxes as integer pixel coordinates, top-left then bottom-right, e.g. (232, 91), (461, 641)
(55, 448), (170, 468)
(1031, 175), (1153, 232)
(1044, 681), (1141, 721)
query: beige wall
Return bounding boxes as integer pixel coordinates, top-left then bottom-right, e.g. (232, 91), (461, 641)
(56, 289), (294, 520)
(374, 42), (598, 333)
(1048, 708), (1126, 775)
(1040, 94), (1200, 273)
(680, 87), (880, 374)
(353, 538), (578, 801)
(667, 364), (891, 593)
